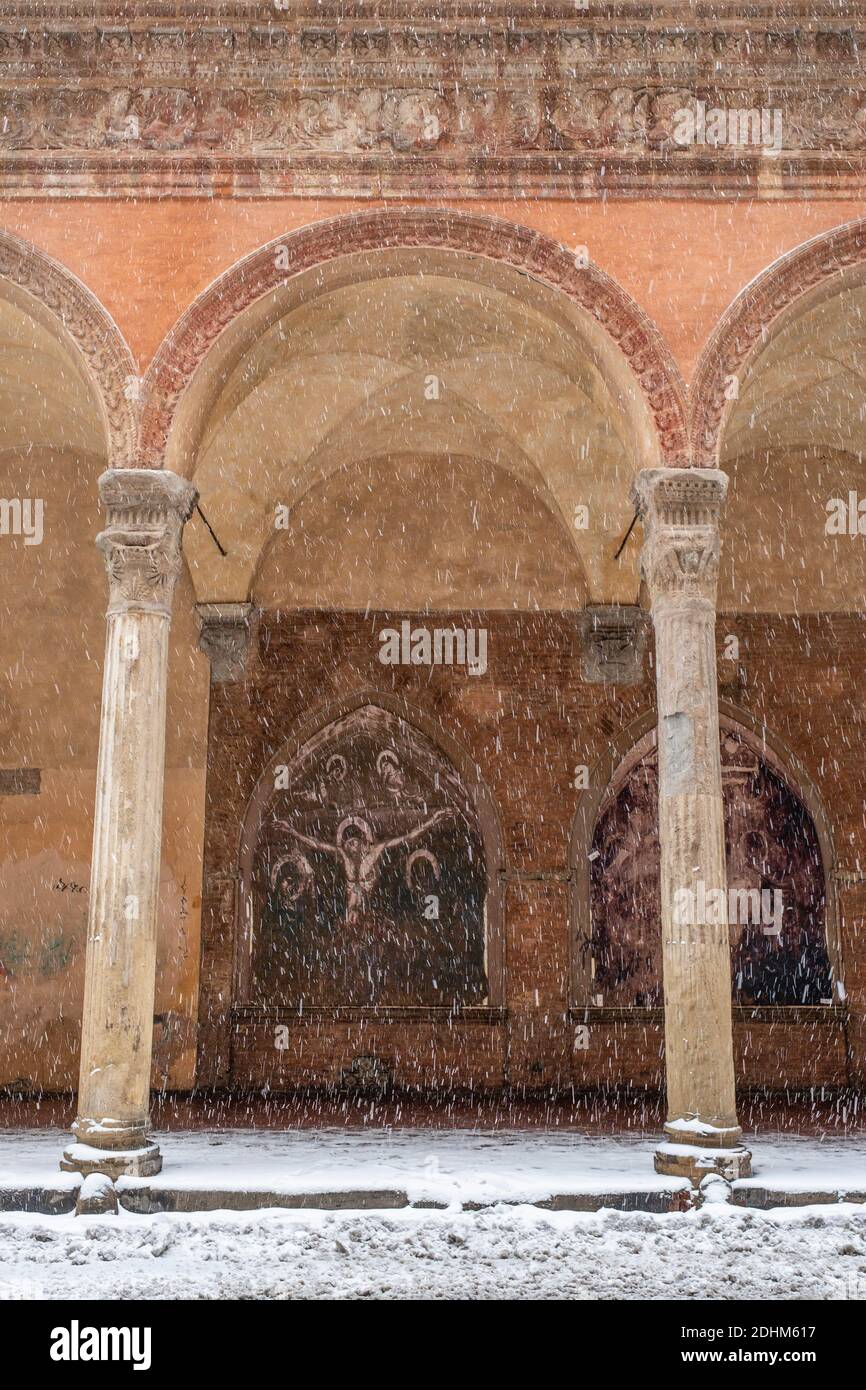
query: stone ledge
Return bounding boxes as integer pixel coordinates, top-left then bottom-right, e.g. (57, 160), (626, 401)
(0, 1179), (691, 1215)
(569, 1005), (847, 1025)
(4, 1177), (864, 1215)
(0, 1184), (77, 1214)
(732, 1186), (866, 1210)
(117, 1185), (412, 1214)
(232, 1005), (508, 1025)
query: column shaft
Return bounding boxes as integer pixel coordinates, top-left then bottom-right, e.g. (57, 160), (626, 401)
(62, 468), (197, 1178)
(632, 467), (750, 1182)
(654, 599), (737, 1132)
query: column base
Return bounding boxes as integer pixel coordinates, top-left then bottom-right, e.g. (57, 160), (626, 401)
(61, 1141), (162, 1179)
(663, 1120), (744, 1149)
(655, 1141), (751, 1184)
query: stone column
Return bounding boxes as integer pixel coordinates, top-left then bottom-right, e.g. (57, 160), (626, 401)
(62, 469), (197, 1178)
(632, 468), (750, 1182)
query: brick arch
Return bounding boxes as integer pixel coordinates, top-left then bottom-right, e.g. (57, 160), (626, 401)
(0, 227), (138, 468)
(139, 207), (689, 470)
(691, 218), (866, 470)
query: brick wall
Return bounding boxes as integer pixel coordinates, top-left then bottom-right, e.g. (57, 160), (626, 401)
(197, 609), (864, 1094)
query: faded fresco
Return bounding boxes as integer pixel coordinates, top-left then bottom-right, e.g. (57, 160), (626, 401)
(589, 730), (833, 1007)
(0, 843), (197, 1091)
(246, 707), (489, 1007)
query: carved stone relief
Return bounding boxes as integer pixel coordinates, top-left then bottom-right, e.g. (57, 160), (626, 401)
(2, 6), (866, 197)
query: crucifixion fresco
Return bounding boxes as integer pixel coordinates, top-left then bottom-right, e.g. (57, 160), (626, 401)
(273, 808), (454, 927)
(247, 707), (489, 1007)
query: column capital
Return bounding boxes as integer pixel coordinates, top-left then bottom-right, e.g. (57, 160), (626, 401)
(96, 468), (198, 616)
(196, 602), (255, 682)
(631, 467), (728, 610)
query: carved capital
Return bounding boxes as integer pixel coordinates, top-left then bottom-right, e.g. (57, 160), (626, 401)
(196, 602), (254, 682)
(97, 468), (198, 616)
(578, 605), (647, 684)
(631, 468), (728, 611)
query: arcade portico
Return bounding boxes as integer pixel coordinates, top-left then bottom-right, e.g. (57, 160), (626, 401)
(1, 6), (865, 1189)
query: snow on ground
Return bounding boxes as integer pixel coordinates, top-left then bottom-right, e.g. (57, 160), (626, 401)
(1, 1202), (866, 1300)
(2, 1127), (865, 1204)
(2, 1128), (865, 1299)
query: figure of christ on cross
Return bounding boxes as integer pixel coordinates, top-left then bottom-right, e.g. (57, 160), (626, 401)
(273, 807), (454, 925)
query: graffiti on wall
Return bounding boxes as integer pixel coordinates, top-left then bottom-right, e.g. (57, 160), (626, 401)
(0, 847), (195, 1089)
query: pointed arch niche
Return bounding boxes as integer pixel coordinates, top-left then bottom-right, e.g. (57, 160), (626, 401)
(570, 712), (843, 1014)
(235, 702), (505, 1013)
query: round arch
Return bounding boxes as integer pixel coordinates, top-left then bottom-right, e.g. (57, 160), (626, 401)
(0, 227), (138, 467)
(691, 218), (866, 470)
(139, 208), (689, 474)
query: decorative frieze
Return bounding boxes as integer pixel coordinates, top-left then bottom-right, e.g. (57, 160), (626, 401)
(2, 83), (865, 158)
(1, 3), (866, 197)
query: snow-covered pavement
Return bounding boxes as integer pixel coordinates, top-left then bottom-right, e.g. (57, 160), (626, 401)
(1, 1202), (866, 1300)
(2, 1126), (865, 1205)
(2, 1127), (865, 1299)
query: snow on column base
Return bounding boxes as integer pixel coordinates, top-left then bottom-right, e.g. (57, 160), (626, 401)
(663, 1119), (744, 1149)
(60, 1141), (162, 1179)
(654, 1140), (751, 1184)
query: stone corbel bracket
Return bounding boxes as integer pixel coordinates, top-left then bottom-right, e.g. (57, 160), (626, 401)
(578, 604), (648, 685)
(196, 601), (255, 682)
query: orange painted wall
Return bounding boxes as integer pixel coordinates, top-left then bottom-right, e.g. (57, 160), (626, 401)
(3, 191), (864, 1098)
(0, 197), (864, 378)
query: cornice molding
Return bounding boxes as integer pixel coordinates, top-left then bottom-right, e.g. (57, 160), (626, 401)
(1, 4), (866, 197)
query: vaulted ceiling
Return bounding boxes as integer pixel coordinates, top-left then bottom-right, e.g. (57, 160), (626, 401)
(173, 247), (658, 609)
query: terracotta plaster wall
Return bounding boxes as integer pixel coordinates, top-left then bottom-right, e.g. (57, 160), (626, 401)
(0, 463), (210, 1094)
(3, 194), (866, 1098)
(0, 198), (864, 379)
